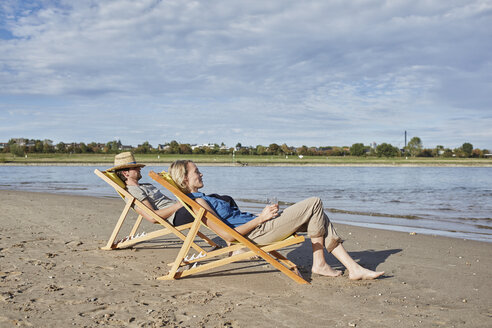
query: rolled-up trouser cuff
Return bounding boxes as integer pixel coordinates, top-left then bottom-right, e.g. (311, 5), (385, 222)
(325, 237), (343, 253)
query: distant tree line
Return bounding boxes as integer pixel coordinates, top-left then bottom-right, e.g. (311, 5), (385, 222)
(2, 137), (490, 158)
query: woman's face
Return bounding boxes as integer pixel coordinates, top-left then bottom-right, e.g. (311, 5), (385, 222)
(185, 162), (203, 192)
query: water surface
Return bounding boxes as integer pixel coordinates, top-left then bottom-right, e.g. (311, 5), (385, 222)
(1, 165), (490, 242)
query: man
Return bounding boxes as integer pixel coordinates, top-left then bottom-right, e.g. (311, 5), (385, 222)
(108, 152), (193, 225)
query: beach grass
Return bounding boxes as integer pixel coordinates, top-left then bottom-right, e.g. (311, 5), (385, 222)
(1, 153), (491, 166)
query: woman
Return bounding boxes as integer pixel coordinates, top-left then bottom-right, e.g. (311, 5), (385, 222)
(169, 160), (384, 280)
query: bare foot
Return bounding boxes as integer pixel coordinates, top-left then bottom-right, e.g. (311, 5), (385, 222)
(348, 267), (384, 280)
(311, 264), (342, 277)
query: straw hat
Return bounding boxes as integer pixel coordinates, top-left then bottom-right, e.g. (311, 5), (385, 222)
(107, 152), (145, 171)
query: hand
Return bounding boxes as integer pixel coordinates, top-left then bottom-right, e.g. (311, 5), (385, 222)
(257, 204), (279, 223)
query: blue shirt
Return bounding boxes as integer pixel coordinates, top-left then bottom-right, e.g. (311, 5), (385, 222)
(189, 192), (256, 228)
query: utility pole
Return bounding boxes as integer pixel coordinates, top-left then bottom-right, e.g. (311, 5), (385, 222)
(404, 130), (407, 148)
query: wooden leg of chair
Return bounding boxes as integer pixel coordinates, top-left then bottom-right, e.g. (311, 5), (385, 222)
(162, 238), (309, 284)
(101, 199), (134, 250)
(129, 214), (143, 237)
(269, 250), (297, 269)
(257, 252), (308, 284)
(196, 231), (219, 248)
(163, 208), (206, 280)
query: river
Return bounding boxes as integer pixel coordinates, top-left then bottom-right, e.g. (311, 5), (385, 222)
(1, 165), (490, 242)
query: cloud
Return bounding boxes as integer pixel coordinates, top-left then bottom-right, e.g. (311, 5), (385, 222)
(0, 0), (491, 149)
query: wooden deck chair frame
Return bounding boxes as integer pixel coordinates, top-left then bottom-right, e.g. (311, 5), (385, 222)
(149, 170), (309, 285)
(94, 169), (218, 252)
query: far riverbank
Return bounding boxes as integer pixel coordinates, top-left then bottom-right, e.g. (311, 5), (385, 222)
(2, 162), (492, 167)
(1, 153), (491, 167)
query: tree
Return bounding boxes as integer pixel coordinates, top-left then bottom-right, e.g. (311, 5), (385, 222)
(193, 147), (205, 154)
(178, 144), (192, 154)
(106, 140), (121, 153)
(420, 149), (433, 157)
(350, 143), (365, 156)
(268, 143), (280, 155)
(73, 143), (83, 153)
(280, 143), (291, 155)
(237, 147), (250, 155)
(376, 143), (400, 157)
(297, 145), (309, 156)
(56, 142), (66, 153)
(218, 148), (231, 155)
(35, 140), (44, 153)
(79, 143), (88, 153)
(66, 143), (76, 153)
(434, 145), (445, 157)
(330, 147), (345, 156)
(462, 143), (473, 157)
(407, 137), (423, 157)
(169, 140), (180, 154)
(10, 143), (25, 157)
(471, 149), (482, 158)
(205, 146), (218, 154)
(87, 142), (100, 153)
(442, 148), (454, 157)
(256, 145), (266, 155)
(43, 143), (54, 153)
(134, 141), (152, 154)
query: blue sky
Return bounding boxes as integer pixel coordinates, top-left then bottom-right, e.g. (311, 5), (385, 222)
(1, 0), (491, 149)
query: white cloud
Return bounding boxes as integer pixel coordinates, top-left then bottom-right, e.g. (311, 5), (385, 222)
(0, 0), (491, 149)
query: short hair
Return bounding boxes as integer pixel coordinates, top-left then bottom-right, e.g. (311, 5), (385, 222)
(169, 160), (193, 193)
(115, 169), (128, 183)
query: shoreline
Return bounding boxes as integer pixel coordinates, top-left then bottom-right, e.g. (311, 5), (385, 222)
(1, 190), (490, 327)
(2, 188), (490, 243)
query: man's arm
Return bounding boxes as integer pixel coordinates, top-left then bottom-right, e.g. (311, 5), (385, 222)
(135, 200), (183, 224)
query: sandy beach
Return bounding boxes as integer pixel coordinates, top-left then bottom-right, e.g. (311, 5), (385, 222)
(1, 190), (491, 327)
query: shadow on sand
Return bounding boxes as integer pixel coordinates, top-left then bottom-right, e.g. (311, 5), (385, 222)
(133, 234), (401, 282)
(287, 238), (401, 279)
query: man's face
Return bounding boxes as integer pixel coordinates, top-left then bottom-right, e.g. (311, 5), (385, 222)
(125, 167), (142, 181)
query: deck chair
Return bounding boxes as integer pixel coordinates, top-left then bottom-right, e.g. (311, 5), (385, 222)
(149, 170), (309, 284)
(94, 169), (218, 252)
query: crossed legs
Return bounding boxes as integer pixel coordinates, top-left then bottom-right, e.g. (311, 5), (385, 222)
(248, 197), (384, 280)
(311, 236), (384, 280)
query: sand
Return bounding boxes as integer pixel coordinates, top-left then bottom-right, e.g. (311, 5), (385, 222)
(0, 190), (491, 327)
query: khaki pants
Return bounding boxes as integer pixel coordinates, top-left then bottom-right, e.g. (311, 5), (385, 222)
(247, 197), (342, 252)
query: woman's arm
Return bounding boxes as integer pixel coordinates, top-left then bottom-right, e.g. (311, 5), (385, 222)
(233, 204), (278, 236)
(194, 198), (278, 242)
(194, 198), (235, 240)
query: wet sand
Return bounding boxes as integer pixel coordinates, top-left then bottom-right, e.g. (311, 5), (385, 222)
(1, 190), (491, 327)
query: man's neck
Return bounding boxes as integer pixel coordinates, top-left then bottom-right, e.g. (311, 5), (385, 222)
(126, 178), (139, 186)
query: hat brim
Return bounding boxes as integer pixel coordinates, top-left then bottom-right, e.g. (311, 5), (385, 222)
(107, 163), (145, 172)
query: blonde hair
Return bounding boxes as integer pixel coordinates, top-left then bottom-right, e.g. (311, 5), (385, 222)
(169, 160), (193, 193)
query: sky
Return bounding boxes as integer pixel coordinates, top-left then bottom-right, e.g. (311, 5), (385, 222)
(0, 0), (491, 150)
